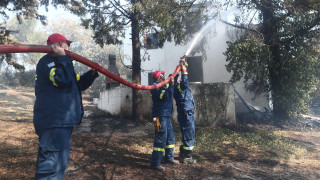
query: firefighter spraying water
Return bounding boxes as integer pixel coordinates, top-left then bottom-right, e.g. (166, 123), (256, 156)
(173, 57), (197, 164)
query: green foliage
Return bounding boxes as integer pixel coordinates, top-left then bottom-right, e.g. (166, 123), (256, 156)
(225, 33), (271, 96)
(47, 0), (212, 52)
(0, 70), (19, 86)
(0, 0), (47, 71)
(0, 0), (45, 24)
(224, 0), (320, 119)
(0, 70), (36, 87)
(6, 17), (47, 68)
(0, 0), (47, 43)
(0, 27), (22, 70)
(16, 70), (36, 87)
(0, 1), (130, 97)
(141, 0), (208, 47)
(85, 74), (106, 98)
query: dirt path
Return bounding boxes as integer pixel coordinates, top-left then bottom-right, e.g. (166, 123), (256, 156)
(0, 86), (320, 180)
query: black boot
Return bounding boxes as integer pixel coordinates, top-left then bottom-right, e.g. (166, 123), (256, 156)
(150, 165), (166, 171)
(182, 157), (197, 164)
(182, 150), (197, 164)
(163, 159), (180, 165)
(179, 146), (185, 160)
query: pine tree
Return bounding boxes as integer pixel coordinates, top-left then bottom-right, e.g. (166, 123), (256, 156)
(224, 0), (320, 121)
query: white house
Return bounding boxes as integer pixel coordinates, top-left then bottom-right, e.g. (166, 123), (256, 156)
(121, 19), (269, 112)
(96, 12), (270, 125)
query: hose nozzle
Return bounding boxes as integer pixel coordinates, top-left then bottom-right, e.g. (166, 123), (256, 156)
(180, 55), (187, 61)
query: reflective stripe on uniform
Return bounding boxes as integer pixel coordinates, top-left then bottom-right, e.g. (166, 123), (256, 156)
(183, 146), (194, 150)
(49, 68), (58, 86)
(153, 147), (165, 152)
(159, 90), (166, 99)
(35, 74), (37, 80)
(165, 144), (175, 149)
(177, 83), (183, 93)
(76, 74), (80, 81)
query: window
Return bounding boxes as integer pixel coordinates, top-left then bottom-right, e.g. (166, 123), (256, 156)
(144, 32), (159, 49)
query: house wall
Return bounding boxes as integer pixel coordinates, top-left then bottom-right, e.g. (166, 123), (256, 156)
(137, 21), (232, 84)
(97, 83), (236, 126)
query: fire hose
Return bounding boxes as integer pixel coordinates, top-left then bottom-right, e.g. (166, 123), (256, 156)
(0, 44), (182, 90)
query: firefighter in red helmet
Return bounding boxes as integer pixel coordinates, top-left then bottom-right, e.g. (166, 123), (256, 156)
(149, 70), (180, 171)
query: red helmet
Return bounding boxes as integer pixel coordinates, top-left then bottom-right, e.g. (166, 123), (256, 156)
(153, 70), (165, 80)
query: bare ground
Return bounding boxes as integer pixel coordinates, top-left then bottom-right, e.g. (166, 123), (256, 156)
(0, 85), (320, 180)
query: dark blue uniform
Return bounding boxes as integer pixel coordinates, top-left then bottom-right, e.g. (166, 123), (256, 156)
(33, 54), (98, 179)
(150, 82), (175, 166)
(174, 74), (196, 157)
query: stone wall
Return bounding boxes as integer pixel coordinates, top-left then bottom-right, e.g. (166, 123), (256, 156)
(96, 83), (236, 126)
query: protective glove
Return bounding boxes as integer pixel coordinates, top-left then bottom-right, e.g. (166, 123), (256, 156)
(180, 57), (188, 67)
(153, 117), (161, 133)
(181, 65), (188, 75)
(169, 75), (174, 85)
(174, 73), (179, 83)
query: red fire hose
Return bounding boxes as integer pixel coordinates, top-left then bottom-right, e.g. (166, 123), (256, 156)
(0, 44), (182, 90)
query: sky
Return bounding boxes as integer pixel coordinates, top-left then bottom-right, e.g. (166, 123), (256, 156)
(1, 4), (79, 29)
(39, 5), (78, 20)
(0, 5), (80, 71)
(37, 5), (80, 29)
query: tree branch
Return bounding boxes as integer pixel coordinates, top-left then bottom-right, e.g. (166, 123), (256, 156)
(221, 20), (259, 34)
(108, 0), (131, 19)
(251, 0), (262, 10)
(5, 55), (25, 71)
(284, 16), (320, 43)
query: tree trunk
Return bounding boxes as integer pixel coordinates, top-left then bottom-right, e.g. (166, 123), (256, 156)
(131, 7), (143, 122)
(261, 2), (288, 122)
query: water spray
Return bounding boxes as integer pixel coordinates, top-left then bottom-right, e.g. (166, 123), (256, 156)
(184, 19), (215, 57)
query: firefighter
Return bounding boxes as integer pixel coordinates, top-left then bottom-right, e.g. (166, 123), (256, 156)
(150, 70), (180, 172)
(173, 58), (197, 164)
(33, 33), (99, 179)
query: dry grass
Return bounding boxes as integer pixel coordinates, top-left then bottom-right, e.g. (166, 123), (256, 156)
(0, 85), (320, 179)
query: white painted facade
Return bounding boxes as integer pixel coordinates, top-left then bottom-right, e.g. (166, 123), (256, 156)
(123, 21), (231, 85)
(121, 20), (269, 111)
